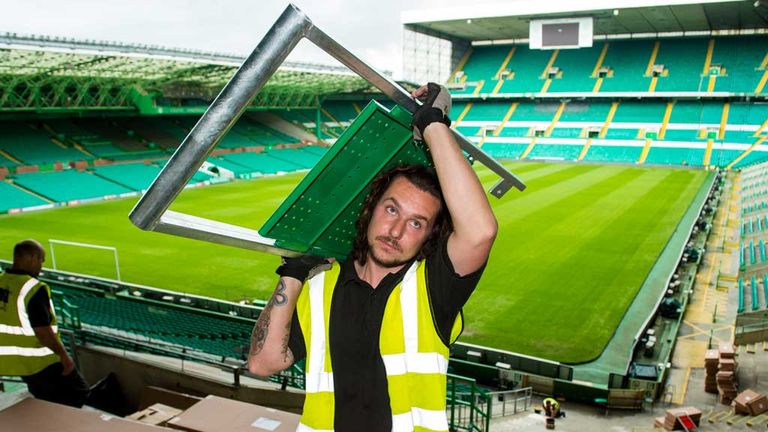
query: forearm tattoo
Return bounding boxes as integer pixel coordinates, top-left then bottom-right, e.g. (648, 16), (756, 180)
(249, 279), (290, 358)
(281, 321), (293, 364)
(274, 279), (288, 305)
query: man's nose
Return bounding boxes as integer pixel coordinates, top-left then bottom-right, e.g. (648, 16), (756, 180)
(388, 220), (405, 239)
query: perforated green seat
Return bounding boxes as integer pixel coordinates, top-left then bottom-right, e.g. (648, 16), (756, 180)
(259, 100), (441, 260)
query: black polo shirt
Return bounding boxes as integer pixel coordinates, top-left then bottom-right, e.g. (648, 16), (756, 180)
(287, 239), (485, 431)
(4, 269), (51, 327)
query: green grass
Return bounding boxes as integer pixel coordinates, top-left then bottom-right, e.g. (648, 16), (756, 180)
(0, 162), (709, 363)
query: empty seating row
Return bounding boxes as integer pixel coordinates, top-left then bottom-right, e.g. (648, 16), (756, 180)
(454, 35), (768, 94)
(52, 283), (255, 359)
(0, 181), (49, 212)
(11, 170), (132, 202)
(0, 122), (87, 165)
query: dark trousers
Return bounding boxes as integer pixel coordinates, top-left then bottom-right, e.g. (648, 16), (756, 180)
(22, 362), (90, 408)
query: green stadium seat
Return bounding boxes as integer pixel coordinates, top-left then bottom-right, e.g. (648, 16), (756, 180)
(653, 38), (709, 92)
(0, 181), (49, 212)
(528, 144), (582, 160)
(583, 145), (643, 163)
(0, 122), (88, 165)
(12, 170), (133, 202)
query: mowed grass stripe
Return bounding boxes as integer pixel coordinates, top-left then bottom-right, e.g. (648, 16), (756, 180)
(466, 167), (649, 334)
(464, 166), (707, 362)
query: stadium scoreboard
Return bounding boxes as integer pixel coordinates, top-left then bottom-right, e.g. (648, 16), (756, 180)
(529, 17), (594, 50)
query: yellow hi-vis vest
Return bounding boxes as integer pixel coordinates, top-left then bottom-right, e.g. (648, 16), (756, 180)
(295, 260), (463, 432)
(0, 272), (60, 376)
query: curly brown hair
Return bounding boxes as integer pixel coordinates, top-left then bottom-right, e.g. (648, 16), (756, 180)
(350, 164), (452, 265)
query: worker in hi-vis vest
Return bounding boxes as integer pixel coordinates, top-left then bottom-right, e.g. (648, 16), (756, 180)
(247, 83), (498, 432)
(0, 239), (89, 407)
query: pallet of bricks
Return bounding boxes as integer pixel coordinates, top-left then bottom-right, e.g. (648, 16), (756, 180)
(732, 389), (768, 416)
(704, 343), (737, 404)
(653, 407), (702, 430)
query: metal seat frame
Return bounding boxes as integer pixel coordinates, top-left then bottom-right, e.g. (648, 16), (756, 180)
(129, 3), (525, 257)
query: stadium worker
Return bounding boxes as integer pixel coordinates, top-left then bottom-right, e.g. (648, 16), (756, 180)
(0, 239), (89, 407)
(247, 82), (497, 432)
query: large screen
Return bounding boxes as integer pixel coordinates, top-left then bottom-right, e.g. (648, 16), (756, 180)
(530, 17), (593, 49)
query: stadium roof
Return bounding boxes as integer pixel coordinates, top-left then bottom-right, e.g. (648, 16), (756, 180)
(0, 32), (386, 111)
(402, 0), (768, 41)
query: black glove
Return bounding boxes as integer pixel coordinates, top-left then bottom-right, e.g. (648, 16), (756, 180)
(412, 82), (452, 141)
(276, 255), (332, 282)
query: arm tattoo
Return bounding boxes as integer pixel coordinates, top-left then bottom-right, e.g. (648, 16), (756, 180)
(281, 321), (294, 364)
(273, 279), (288, 305)
(250, 300), (272, 357)
(249, 279), (291, 358)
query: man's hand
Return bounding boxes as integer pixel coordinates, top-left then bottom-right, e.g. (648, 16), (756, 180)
(60, 352), (75, 376)
(276, 255), (332, 283)
(411, 82), (452, 141)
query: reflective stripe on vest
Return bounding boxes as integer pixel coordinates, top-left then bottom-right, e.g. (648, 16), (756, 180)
(0, 346), (54, 356)
(296, 424), (333, 432)
(297, 261), (460, 432)
(0, 278), (40, 336)
(305, 271), (334, 393)
(0, 274), (60, 375)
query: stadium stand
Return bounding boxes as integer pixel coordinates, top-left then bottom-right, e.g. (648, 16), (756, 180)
(11, 170), (133, 202)
(0, 181), (49, 212)
(93, 162), (165, 191)
(50, 281), (253, 360)
(444, 32), (768, 168)
(265, 147), (324, 169)
(454, 35), (768, 94)
(218, 151), (302, 174)
(0, 122), (87, 165)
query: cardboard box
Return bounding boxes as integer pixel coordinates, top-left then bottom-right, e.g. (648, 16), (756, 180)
(127, 403), (183, 426)
(139, 386), (203, 411)
(0, 397), (167, 432)
(167, 395), (300, 432)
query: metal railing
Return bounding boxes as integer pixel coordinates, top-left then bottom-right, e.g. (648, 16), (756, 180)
(447, 374), (533, 432)
(486, 387), (533, 418)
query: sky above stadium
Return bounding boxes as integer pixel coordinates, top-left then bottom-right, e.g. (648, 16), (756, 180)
(0, 0), (510, 79)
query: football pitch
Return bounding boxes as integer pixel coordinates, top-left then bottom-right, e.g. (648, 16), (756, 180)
(0, 162), (710, 363)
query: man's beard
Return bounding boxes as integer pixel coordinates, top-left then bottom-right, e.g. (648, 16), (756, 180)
(368, 236), (410, 268)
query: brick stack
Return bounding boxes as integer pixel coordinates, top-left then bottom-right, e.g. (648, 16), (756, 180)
(733, 389), (768, 416)
(717, 343), (738, 404)
(704, 349), (719, 393)
(653, 407), (702, 430)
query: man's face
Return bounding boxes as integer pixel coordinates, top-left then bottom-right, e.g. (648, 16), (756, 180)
(366, 176), (441, 268)
(32, 251), (45, 276)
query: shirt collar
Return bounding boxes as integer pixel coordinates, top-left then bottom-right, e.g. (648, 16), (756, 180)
(4, 268), (36, 277)
(340, 258), (416, 286)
